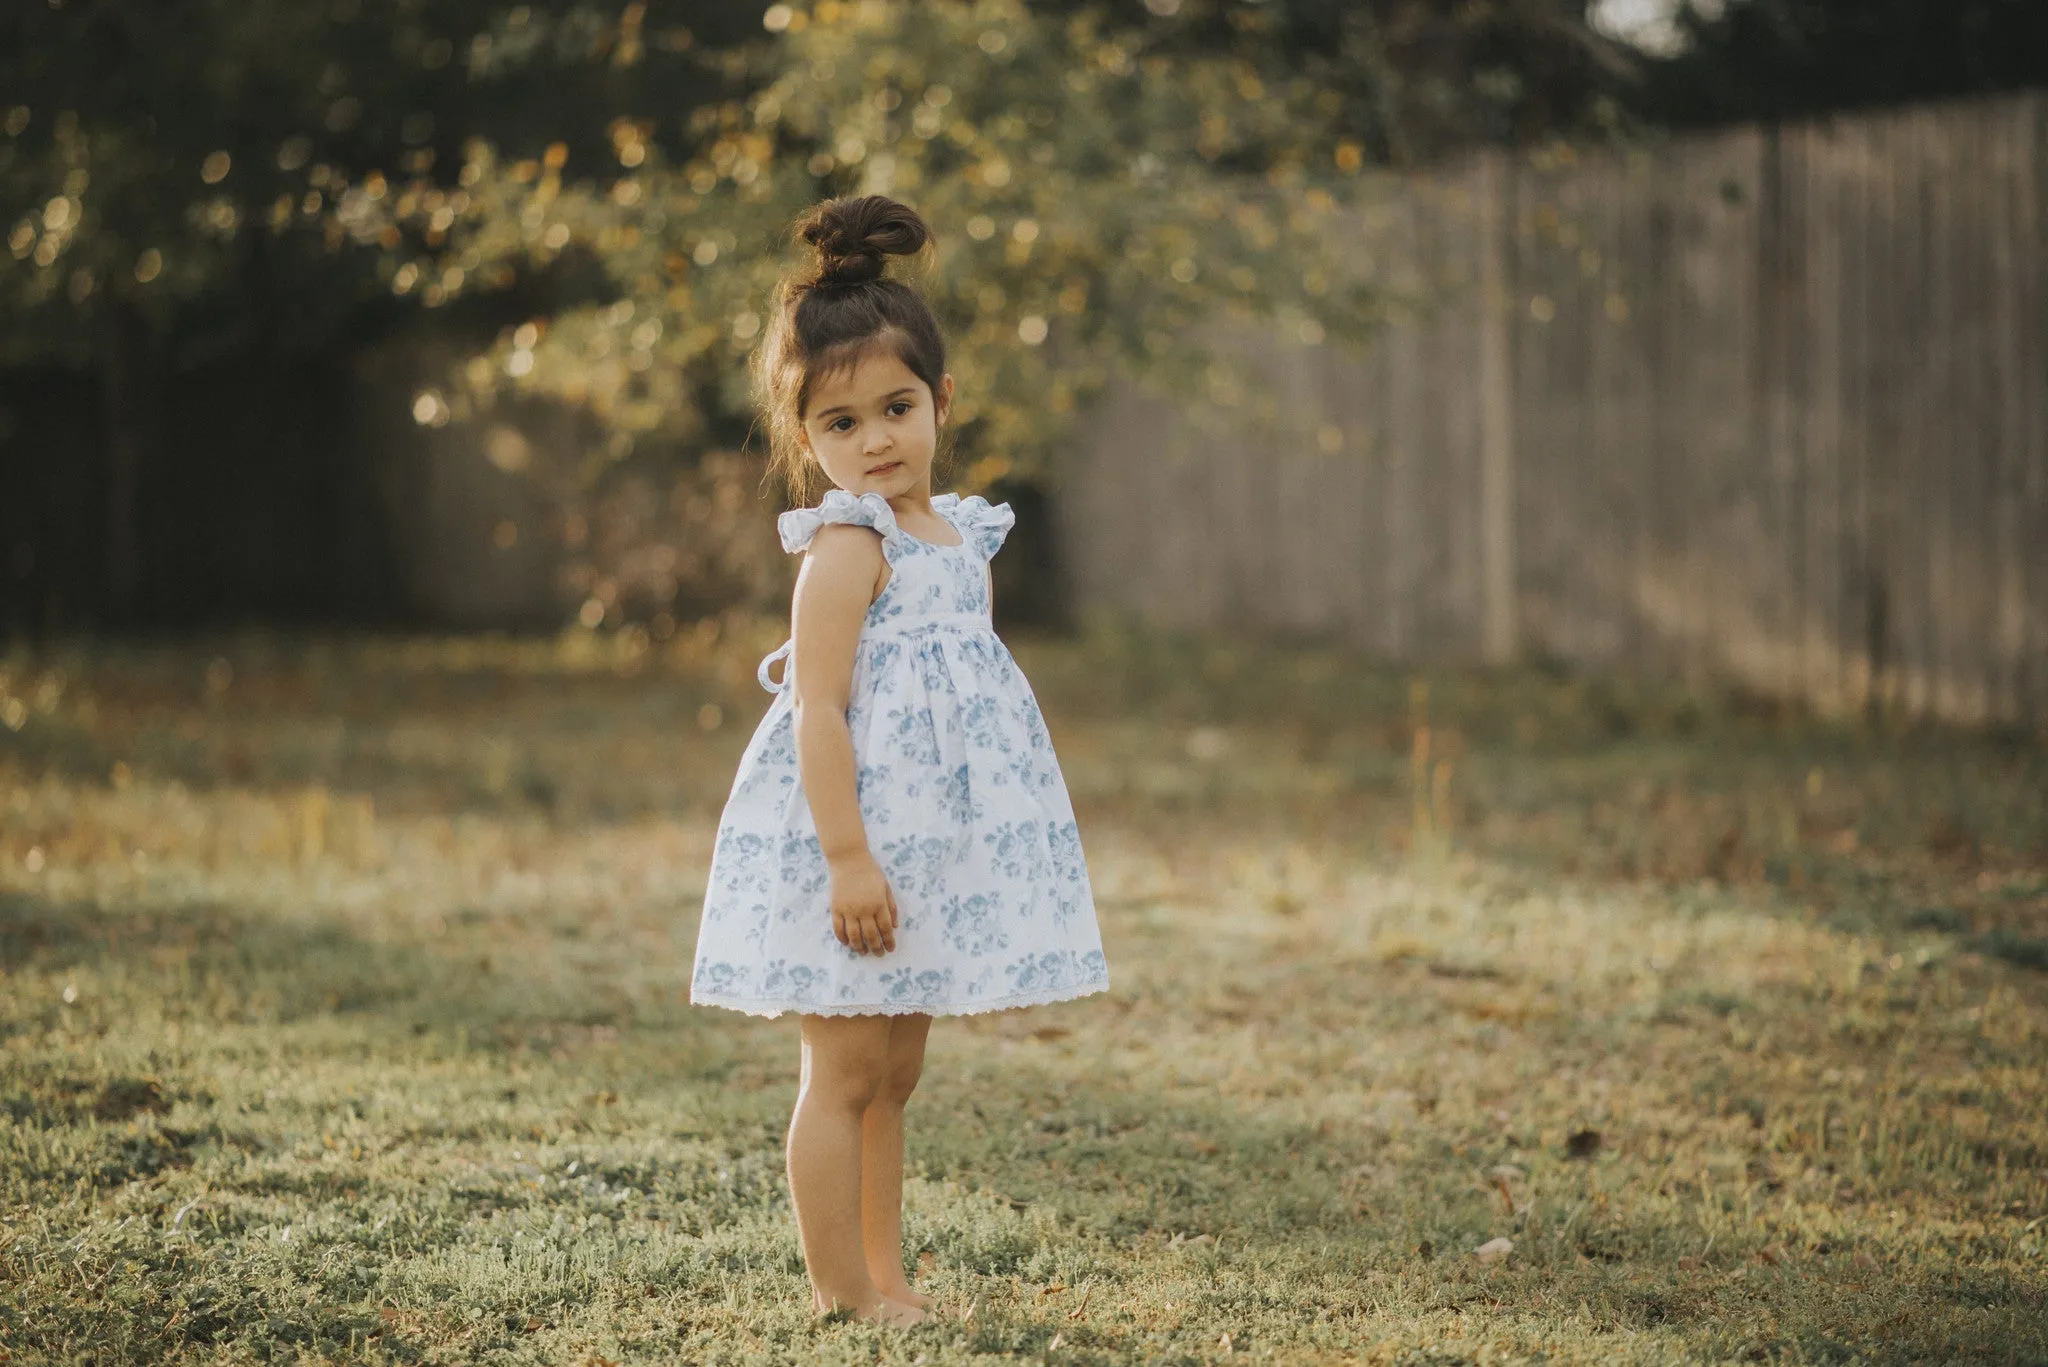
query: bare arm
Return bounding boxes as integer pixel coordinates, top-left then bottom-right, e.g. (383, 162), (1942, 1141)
(789, 524), (898, 954)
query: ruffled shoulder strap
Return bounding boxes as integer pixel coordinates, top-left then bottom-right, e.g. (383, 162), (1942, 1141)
(776, 489), (902, 554)
(934, 493), (1016, 560)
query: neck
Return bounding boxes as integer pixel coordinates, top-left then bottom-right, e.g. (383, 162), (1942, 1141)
(882, 479), (935, 513)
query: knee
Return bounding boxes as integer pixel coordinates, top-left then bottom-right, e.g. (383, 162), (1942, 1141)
(809, 1055), (890, 1112)
(876, 1055), (923, 1108)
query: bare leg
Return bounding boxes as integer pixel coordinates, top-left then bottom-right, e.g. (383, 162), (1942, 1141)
(861, 1014), (933, 1308)
(787, 1015), (925, 1324)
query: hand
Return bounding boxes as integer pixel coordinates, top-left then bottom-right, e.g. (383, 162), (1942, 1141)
(827, 854), (899, 956)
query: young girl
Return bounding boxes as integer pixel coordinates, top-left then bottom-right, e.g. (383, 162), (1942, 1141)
(690, 195), (1109, 1324)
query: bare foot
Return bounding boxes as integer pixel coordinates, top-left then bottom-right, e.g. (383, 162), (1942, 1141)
(856, 1295), (927, 1326)
(878, 1284), (935, 1312)
(815, 1293), (927, 1326)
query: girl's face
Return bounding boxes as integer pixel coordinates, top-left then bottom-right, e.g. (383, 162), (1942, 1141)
(799, 348), (953, 500)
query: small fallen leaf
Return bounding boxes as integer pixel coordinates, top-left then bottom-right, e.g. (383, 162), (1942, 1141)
(1565, 1129), (1603, 1160)
(961, 1296), (981, 1323)
(1677, 1256), (1699, 1270)
(1854, 1251), (1879, 1271)
(1037, 1283), (1067, 1298)
(1030, 1026), (1071, 1042)
(1066, 1289), (1092, 1320)
(1474, 1237), (1514, 1264)
(1175, 1131), (1222, 1156)
(379, 1307), (400, 1324)
(1757, 1244), (1786, 1266)
(1219, 1331), (1234, 1352)
(916, 1249), (937, 1275)
(1047, 1333), (1063, 1351)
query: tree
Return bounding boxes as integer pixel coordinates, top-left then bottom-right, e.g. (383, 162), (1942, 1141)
(0, 1), (760, 618)
(1639, 0), (2048, 126)
(1036, 0), (1645, 162)
(2, 0), (1645, 628)
(366, 0), (1386, 497)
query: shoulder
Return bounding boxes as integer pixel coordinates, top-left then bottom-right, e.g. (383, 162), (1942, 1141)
(778, 489), (902, 554)
(792, 520), (888, 614)
(804, 521), (887, 562)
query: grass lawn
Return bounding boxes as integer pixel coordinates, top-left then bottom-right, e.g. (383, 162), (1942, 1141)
(2, 625), (2044, 1365)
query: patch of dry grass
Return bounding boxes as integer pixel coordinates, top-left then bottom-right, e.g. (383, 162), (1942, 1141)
(1, 628), (2043, 1364)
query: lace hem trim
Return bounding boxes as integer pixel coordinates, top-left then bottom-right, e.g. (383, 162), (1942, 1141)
(690, 978), (1110, 1020)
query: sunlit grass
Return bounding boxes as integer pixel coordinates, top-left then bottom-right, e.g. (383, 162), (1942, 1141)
(2, 627), (2043, 1364)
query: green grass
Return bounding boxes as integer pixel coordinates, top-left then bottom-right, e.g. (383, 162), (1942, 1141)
(2, 627), (2044, 1365)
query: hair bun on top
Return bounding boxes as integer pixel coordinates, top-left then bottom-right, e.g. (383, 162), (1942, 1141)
(798, 195), (932, 287)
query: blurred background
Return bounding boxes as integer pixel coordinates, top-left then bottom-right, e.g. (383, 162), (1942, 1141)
(1, 0), (2042, 728)
(5, 6), (2048, 1359)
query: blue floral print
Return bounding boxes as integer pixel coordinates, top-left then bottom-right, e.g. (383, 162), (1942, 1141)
(691, 490), (1110, 1017)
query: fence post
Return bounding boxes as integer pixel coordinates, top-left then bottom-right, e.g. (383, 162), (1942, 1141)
(1476, 149), (1519, 664)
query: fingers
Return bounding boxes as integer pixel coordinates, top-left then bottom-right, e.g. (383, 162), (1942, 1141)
(836, 908), (895, 955)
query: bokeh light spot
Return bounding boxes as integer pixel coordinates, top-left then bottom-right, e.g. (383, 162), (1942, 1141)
(411, 390), (450, 426)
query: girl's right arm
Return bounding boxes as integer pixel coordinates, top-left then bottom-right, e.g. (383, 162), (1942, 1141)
(788, 524), (898, 955)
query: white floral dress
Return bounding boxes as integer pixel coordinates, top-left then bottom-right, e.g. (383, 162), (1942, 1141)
(690, 489), (1109, 1018)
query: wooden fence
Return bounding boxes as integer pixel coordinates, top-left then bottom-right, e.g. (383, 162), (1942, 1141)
(1059, 93), (2047, 726)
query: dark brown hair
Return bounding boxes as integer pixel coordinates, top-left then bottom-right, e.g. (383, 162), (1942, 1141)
(755, 196), (948, 501)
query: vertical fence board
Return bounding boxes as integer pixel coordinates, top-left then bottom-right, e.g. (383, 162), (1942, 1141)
(2023, 95), (2048, 725)
(1796, 120), (1842, 711)
(1838, 110), (1881, 715)
(1475, 151), (1518, 663)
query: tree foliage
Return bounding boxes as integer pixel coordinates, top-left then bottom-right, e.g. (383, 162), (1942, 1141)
(4, 1), (1636, 484)
(1641, 0), (2048, 126)
(0, 0), (756, 366)
(378, 0), (1391, 489)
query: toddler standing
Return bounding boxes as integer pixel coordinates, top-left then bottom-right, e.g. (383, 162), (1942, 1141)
(690, 195), (1109, 1323)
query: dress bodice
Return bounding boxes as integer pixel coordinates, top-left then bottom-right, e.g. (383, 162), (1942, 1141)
(757, 490), (1016, 693)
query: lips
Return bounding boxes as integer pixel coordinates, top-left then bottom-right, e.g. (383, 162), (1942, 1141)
(866, 461), (903, 476)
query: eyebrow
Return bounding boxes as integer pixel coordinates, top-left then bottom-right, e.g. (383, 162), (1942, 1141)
(812, 387), (918, 421)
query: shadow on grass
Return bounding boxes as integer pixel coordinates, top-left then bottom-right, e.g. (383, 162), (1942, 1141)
(0, 887), (665, 1041)
(2, 886), (736, 1364)
(4, 888), (2042, 1365)
(902, 1049), (2045, 1365)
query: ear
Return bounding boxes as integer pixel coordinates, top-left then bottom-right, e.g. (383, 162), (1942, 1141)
(935, 373), (955, 427)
